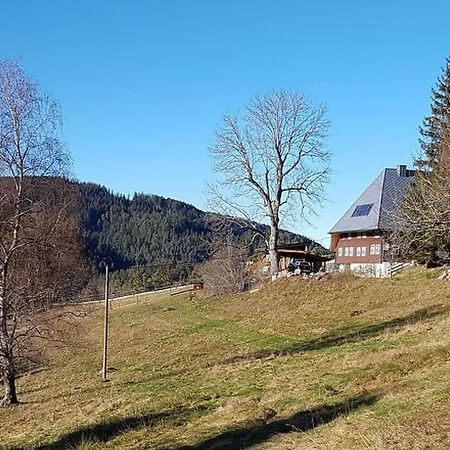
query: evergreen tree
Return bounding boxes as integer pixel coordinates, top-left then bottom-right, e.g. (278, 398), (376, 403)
(418, 57), (450, 171)
(395, 56), (450, 264)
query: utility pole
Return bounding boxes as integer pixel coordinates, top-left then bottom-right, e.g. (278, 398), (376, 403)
(102, 264), (110, 382)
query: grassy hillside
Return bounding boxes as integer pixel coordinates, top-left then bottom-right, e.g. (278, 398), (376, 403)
(2, 269), (450, 449)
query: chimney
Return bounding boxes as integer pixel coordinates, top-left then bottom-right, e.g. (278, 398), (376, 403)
(397, 164), (407, 177)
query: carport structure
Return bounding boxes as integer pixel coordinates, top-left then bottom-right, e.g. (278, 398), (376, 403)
(276, 243), (331, 272)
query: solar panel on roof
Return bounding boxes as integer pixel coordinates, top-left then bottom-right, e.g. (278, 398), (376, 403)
(352, 203), (373, 217)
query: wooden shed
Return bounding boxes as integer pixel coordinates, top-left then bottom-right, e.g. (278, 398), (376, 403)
(276, 243), (331, 272)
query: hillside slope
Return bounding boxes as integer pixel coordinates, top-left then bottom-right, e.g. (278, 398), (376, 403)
(78, 183), (320, 269)
(2, 269), (450, 449)
(78, 182), (320, 289)
(79, 182), (212, 271)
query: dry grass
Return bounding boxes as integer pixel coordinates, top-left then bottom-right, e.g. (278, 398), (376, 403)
(1, 268), (450, 449)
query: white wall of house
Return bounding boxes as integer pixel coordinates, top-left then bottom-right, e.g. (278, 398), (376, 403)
(331, 262), (412, 278)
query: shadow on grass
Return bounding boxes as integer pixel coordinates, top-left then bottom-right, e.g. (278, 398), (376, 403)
(227, 304), (450, 364)
(107, 304), (450, 391)
(27, 404), (211, 450)
(163, 392), (379, 450)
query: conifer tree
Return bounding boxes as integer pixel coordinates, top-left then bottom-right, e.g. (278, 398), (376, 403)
(418, 57), (450, 171)
(395, 57), (450, 264)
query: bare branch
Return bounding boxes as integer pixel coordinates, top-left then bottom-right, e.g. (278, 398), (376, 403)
(209, 89), (331, 275)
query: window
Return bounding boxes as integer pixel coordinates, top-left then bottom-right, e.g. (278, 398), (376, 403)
(345, 247), (349, 256)
(349, 247), (354, 257)
(356, 247), (361, 256)
(375, 244), (381, 255)
(338, 247), (343, 257)
(370, 244), (375, 255)
(351, 204), (374, 217)
(361, 246), (366, 257)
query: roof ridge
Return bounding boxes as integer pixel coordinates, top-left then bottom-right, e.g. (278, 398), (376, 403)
(376, 168), (388, 229)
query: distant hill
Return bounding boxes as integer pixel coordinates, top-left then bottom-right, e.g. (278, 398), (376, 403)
(79, 182), (210, 270)
(77, 181), (323, 290)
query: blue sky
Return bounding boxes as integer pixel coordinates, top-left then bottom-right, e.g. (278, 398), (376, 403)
(0, 1), (449, 244)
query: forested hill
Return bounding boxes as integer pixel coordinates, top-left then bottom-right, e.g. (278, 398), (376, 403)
(79, 182), (211, 271)
(78, 181), (320, 285)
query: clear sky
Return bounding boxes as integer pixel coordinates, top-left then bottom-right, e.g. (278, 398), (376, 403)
(1, 0), (449, 244)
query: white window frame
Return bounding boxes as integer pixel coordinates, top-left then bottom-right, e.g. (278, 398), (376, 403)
(344, 247), (349, 257)
(349, 247), (354, 257)
(361, 246), (366, 257)
(338, 247), (343, 257)
(370, 244), (375, 255)
(356, 246), (361, 256)
(375, 244), (381, 255)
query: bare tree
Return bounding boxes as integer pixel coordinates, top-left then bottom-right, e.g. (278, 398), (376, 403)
(200, 251), (249, 297)
(388, 170), (450, 265)
(199, 224), (251, 296)
(0, 60), (77, 405)
(209, 90), (330, 276)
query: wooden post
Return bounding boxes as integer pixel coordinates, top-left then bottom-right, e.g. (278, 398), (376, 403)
(102, 265), (109, 382)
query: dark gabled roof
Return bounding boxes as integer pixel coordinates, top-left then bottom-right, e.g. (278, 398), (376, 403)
(277, 248), (331, 262)
(276, 243), (309, 251)
(329, 166), (415, 234)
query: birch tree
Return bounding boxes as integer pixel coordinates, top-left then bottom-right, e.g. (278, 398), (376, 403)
(209, 90), (330, 276)
(0, 60), (73, 405)
(389, 170), (450, 264)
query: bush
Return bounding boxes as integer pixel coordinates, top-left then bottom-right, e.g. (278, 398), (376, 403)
(200, 253), (249, 296)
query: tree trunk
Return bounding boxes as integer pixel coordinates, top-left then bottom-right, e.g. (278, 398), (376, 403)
(0, 265), (18, 405)
(1, 355), (18, 405)
(268, 224), (279, 277)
